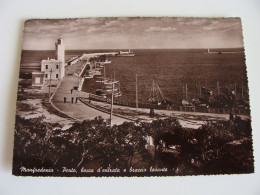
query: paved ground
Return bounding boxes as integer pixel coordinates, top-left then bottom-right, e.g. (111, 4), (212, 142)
(51, 57), (129, 125)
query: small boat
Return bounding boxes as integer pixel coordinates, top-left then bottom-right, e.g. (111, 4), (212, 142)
(104, 80), (122, 97)
(149, 80), (172, 105)
(201, 87), (213, 95)
(84, 74), (94, 79)
(114, 91), (122, 97)
(96, 89), (107, 96)
(102, 59), (111, 64)
(99, 55), (112, 65)
(94, 71), (102, 76)
(96, 77), (109, 83)
(192, 96), (209, 107)
(182, 100), (193, 106)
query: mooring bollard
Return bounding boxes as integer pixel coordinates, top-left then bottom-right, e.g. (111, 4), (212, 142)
(64, 97), (66, 103)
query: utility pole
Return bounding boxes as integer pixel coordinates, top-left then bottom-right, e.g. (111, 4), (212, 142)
(110, 81), (118, 127)
(199, 81), (201, 96)
(183, 85), (185, 98)
(217, 81), (220, 95)
(114, 71), (116, 81)
(234, 83), (237, 97)
(242, 76), (244, 99)
(195, 82), (197, 95)
(49, 69), (53, 101)
(136, 74), (138, 108)
(185, 83), (188, 101)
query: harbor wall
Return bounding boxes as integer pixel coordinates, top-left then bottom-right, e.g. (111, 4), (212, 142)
(78, 77), (85, 91)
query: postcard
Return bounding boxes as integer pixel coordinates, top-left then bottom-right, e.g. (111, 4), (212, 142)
(12, 17), (254, 176)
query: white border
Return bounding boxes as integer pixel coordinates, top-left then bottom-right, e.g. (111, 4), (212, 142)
(0, 0), (259, 195)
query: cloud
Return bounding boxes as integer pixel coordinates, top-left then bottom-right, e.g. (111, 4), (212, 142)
(146, 26), (176, 32)
(203, 19), (241, 31)
(22, 18), (243, 50)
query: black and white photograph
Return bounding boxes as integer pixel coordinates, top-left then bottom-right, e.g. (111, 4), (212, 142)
(12, 17), (254, 177)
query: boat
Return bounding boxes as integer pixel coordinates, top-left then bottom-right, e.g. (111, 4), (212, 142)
(103, 80), (122, 97)
(96, 77), (109, 83)
(201, 87), (213, 95)
(84, 72), (94, 79)
(96, 89), (107, 98)
(181, 83), (193, 106)
(84, 75), (94, 79)
(99, 59), (111, 65)
(192, 96), (209, 107)
(114, 82), (122, 97)
(182, 99), (193, 106)
(93, 71), (102, 76)
(102, 57), (112, 64)
(114, 91), (122, 98)
(149, 80), (172, 105)
(116, 49), (135, 57)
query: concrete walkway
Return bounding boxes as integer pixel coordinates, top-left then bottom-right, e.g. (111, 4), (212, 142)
(51, 56), (129, 125)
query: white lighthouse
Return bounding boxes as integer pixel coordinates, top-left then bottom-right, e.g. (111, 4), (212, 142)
(39, 38), (66, 81)
(32, 38), (66, 86)
(55, 38), (65, 79)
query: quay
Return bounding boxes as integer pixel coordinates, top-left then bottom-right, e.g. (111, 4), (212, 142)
(50, 52), (130, 125)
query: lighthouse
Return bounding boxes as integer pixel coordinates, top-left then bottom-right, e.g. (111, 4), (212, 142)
(32, 38), (66, 86)
(55, 38), (65, 79)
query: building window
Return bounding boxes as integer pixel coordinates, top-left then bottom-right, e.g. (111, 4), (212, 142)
(46, 65), (48, 69)
(45, 74), (48, 78)
(56, 74), (59, 78)
(56, 64), (59, 69)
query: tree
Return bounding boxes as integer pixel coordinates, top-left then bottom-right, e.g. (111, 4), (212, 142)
(13, 114), (253, 176)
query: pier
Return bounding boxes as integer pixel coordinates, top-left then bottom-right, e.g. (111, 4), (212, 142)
(50, 52), (130, 125)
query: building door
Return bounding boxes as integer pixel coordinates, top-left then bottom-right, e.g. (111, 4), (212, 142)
(35, 77), (40, 84)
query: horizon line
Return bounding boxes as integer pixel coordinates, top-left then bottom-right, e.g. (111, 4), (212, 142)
(22, 47), (245, 51)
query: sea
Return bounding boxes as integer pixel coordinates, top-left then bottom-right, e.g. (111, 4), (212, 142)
(20, 48), (248, 106)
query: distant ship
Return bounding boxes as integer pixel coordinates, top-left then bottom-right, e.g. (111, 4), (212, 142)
(116, 49), (135, 57)
(207, 48), (243, 54)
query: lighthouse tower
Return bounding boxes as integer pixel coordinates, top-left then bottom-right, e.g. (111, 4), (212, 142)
(55, 38), (65, 79)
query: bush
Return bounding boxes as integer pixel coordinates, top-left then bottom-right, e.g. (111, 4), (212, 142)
(13, 115), (254, 176)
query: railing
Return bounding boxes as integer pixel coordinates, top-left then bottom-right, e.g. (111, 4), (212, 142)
(78, 77), (85, 91)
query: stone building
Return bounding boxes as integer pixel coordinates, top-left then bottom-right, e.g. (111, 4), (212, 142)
(31, 38), (65, 86)
(41, 38), (65, 80)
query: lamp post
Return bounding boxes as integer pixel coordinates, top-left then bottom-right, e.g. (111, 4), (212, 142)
(136, 74), (138, 108)
(109, 80), (119, 127)
(49, 69), (53, 101)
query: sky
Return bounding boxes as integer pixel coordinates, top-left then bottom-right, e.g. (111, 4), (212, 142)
(22, 17), (244, 50)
